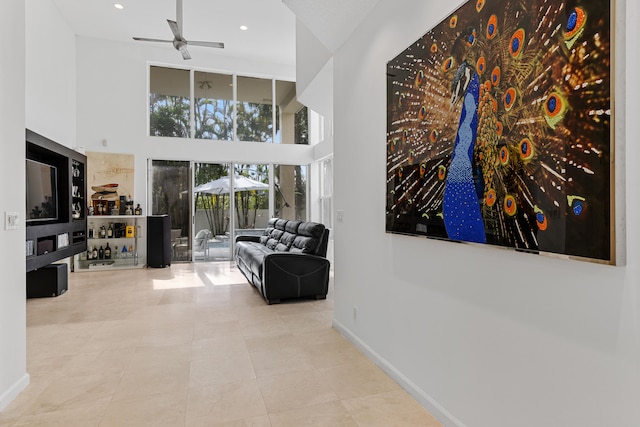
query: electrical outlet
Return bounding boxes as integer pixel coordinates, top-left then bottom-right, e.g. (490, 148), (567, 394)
(337, 210), (344, 222)
(5, 211), (19, 230)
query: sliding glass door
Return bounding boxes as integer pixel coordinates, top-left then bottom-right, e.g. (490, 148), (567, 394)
(149, 160), (307, 263)
(194, 163), (231, 260)
(149, 160), (191, 262)
(233, 164), (270, 240)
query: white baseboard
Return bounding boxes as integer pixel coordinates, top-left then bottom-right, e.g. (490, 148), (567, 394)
(0, 373), (30, 412)
(333, 319), (466, 427)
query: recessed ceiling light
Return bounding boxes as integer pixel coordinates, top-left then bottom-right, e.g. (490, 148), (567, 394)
(240, 25), (248, 31)
(114, 3), (124, 10)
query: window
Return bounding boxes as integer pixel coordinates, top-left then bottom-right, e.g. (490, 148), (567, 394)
(234, 164), (270, 230)
(236, 76), (273, 142)
(274, 164), (308, 220)
(148, 66), (311, 145)
(149, 67), (190, 137)
(320, 158), (333, 229)
(194, 72), (233, 140)
(294, 107), (309, 145)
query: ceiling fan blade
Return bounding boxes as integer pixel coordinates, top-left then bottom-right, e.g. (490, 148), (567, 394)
(176, 0), (183, 35)
(180, 47), (191, 60)
(133, 37), (173, 43)
(187, 40), (225, 49)
(167, 19), (182, 40)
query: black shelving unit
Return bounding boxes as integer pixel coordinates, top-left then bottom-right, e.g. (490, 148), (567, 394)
(26, 129), (87, 272)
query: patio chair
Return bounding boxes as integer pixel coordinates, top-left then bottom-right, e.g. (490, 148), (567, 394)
(193, 229), (212, 260)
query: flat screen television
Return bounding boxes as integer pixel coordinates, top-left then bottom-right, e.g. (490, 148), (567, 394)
(26, 158), (58, 222)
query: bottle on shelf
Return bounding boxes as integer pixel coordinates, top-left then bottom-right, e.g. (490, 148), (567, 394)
(134, 204), (142, 216)
(105, 243), (111, 259)
(98, 246), (104, 260)
(107, 223), (113, 238)
(99, 225), (106, 238)
(87, 246), (92, 260)
(92, 246), (98, 259)
(114, 245), (119, 259)
(125, 194), (134, 215)
(88, 222), (95, 239)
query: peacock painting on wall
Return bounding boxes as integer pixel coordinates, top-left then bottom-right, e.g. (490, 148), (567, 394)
(386, 0), (614, 263)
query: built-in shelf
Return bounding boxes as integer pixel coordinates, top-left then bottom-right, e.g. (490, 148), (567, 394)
(26, 129), (87, 272)
(75, 215), (146, 271)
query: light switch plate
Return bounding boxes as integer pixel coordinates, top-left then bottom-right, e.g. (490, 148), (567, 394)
(5, 211), (20, 230)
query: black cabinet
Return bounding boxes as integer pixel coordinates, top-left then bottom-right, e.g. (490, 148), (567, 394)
(26, 263), (68, 298)
(147, 215), (171, 268)
(26, 129), (87, 272)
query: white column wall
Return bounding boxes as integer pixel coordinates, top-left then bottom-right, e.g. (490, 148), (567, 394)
(330, 0), (640, 426)
(0, 0), (28, 412)
(25, 0), (77, 147)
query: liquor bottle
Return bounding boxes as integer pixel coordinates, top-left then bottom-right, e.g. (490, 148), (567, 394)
(125, 195), (134, 215)
(88, 222), (95, 239)
(92, 246), (98, 259)
(104, 243), (111, 259)
(107, 223), (113, 238)
(87, 247), (92, 260)
(100, 225), (106, 238)
(98, 245), (104, 260)
(114, 245), (119, 259)
(122, 245), (128, 257)
(134, 204), (142, 215)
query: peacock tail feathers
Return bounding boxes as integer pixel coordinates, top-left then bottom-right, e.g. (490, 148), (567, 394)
(386, 0), (612, 261)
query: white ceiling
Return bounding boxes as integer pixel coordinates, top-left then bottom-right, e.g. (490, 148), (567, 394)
(49, 0), (381, 66)
(50, 0), (296, 65)
(282, 0), (381, 52)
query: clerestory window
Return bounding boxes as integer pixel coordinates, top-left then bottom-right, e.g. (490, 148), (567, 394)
(148, 65), (309, 145)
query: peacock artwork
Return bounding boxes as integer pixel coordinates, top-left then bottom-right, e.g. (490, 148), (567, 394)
(386, 0), (614, 263)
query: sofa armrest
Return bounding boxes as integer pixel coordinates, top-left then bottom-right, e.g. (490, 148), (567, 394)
(235, 235), (261, 243)
(262, 252), (330, 303)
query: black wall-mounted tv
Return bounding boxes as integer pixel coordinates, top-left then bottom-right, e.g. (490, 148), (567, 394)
(26, 158), (58, 222)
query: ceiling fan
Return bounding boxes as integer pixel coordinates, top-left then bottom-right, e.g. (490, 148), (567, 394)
(133, 0), (224, 60)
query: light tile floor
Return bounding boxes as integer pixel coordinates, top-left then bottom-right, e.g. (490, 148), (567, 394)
(1, 262), (442, 426)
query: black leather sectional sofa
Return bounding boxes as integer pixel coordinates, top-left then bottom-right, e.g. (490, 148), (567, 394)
(234, 218), (330, 304)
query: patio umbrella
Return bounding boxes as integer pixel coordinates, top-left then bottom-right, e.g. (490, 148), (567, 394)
(194, 174), (268, 194)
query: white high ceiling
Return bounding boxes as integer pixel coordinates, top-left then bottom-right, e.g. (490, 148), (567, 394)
(49, 0), (381, 66)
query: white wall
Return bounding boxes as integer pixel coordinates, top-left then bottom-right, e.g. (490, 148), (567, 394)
(0, 0), (29, 412)
(75, 36), (313, 212)
(25, 0), (76, 148)
(294, 18), (332, 104)
(1, 0), (79, 411)
(330, 0), (640, 426)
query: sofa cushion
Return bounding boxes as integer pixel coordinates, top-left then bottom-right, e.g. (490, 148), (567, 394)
(266, 238), (279, 250)
(271, 229), (284, 240)
(266, 218), (278, 228)
(297, 222), (325, 238)
(275, 218), (288, 231)
(290, 235), (320, 254)
(259, 235), (269, 245)
(284, 220), (301, 234)
(275, 243), (290, 252)
(279, 231), (296, 248)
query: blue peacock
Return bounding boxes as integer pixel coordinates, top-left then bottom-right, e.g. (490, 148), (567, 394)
(386, 0), (612, 261)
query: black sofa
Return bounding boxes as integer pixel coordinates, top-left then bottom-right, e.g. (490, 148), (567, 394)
(234, 218), (330, 304)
